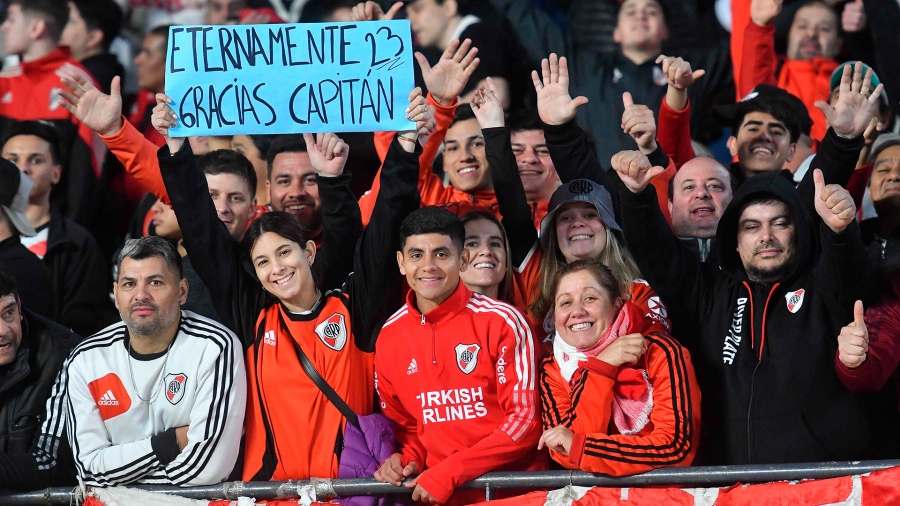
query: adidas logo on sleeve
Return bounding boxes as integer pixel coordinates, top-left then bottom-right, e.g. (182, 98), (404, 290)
(88, 373), (132, 420)
(97, 390), (119, 406)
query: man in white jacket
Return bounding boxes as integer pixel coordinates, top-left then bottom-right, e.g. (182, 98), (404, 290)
(54, 236), (246, 486)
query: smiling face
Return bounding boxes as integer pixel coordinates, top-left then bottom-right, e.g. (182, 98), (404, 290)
(250, 232), (318, 312)
(787, 3), (840, 61)
(267, 152), (320, 230)
(206, 172), (255, 241)
(398, 232), (467, 314)
(736, 200), (797, 283)
(730, 112), (796, 177)
(669, 158), (733, 238)
(553, 269), (622, 350)
(459, 218), (507, 297)
(613, 0), (668, 53)
(114, 256), (186, 339)
(555, 202), (608, 263)
(0, 294), (23, 367)
(511, 129), (560, 202)
(869, 145), (900, 207)
(444, 118), (492, 193)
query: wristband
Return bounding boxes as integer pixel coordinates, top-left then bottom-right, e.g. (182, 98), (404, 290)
(397, 134), (417, 143)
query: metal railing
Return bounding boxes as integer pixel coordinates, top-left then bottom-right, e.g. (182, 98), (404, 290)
(3, 460), (899, 505)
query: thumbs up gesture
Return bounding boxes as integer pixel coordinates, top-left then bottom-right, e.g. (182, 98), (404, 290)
(842, 0), (867, 33)
(813, 168), (856, 233)
(621, 92), (658, 154)
(838, 300), (869, 369)
(611, 150), (665, 194)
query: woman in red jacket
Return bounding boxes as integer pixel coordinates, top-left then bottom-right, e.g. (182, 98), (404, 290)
(538, 258), (701, 475)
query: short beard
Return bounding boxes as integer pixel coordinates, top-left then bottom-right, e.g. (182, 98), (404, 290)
(122, 305), (179, 339)
(745, 256), (796, 284)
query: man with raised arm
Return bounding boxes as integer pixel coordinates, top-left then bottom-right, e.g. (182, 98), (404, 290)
(613, 148), (873, 464)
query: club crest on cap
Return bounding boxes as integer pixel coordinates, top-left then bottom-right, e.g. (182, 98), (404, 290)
(568, 180), (594, 195)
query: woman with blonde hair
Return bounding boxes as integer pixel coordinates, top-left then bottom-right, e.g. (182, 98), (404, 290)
(470, 79), (671, 351)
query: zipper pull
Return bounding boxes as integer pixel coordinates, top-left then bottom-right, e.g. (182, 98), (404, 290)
(421, 314), (426, 325)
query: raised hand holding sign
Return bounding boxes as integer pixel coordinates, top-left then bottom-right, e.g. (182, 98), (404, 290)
(165, 21), (416, 136)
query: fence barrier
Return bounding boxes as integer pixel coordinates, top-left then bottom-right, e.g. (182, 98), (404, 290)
(3, 460), (900, 505)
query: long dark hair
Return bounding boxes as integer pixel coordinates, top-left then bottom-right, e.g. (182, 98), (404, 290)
(243, 211), (320, 288)
(461, 210), (513, 303)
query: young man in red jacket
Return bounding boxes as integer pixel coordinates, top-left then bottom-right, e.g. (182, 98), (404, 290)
(374, 207), (543, 504)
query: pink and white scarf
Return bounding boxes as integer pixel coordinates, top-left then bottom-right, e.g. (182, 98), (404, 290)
(552, 306), (654, 435)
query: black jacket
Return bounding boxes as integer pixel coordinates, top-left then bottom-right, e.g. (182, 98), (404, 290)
(620, 172), (871, 464)
(0, 236), (53, 319)
(44, 208), (117, 336)
(158, 139), (417, 349)
(860, 217), (900, 291)
(0, 309), (80, 489)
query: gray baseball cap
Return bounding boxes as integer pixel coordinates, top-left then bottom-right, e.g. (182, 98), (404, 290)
(0, 159), (36, 237)
(539, 179), (620, 252)
(870, 133), (900, 165)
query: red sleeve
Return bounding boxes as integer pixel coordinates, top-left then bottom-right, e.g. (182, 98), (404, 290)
(846, 162), (872, 209)
(573, 335), (700, 475)
(629, 282), (673, 336)
(657, 98), (695, 169)
(540, 359), (616, 469)
(739, 22), (779, 98)
(358, 93), (456, 225)
(649, 158), (677, 225)
(415, 310), (540, 504)
(731, 0), (751, 99)
(99, 117), (171, 205)
(373, 359), (428, 470)
(835, 290), (900, 393)
(417, 93), (456, 206)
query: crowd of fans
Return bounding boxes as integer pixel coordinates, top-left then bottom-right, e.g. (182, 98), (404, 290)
(0, 0), (898, 503)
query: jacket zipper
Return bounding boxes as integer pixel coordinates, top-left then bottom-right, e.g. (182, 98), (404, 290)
(420, 314), (437, 366)
(745, 283), (780, 463)
(747, 361), (761, 463)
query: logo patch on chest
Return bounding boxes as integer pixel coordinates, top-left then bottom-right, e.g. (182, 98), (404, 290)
(316, 313), (347, 351)
(455, 343), (481, 374)
(164, 373), (188, 405)
(785, 289), (805, 313)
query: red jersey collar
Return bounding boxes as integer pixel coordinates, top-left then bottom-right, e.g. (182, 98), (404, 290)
(21, 47), (73, 74)
(405, 280), (472, 324)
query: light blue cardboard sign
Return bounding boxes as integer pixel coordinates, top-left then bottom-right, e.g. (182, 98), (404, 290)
(165, 21), (416, 137)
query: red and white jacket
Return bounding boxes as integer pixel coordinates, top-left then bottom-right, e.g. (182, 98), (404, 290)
(375, 282), (544, 504)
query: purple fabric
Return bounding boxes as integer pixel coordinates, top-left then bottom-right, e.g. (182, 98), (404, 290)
(337, 414), (403, 506)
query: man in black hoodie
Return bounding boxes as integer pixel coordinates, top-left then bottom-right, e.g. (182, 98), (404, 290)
(613, 149), (871, 465)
